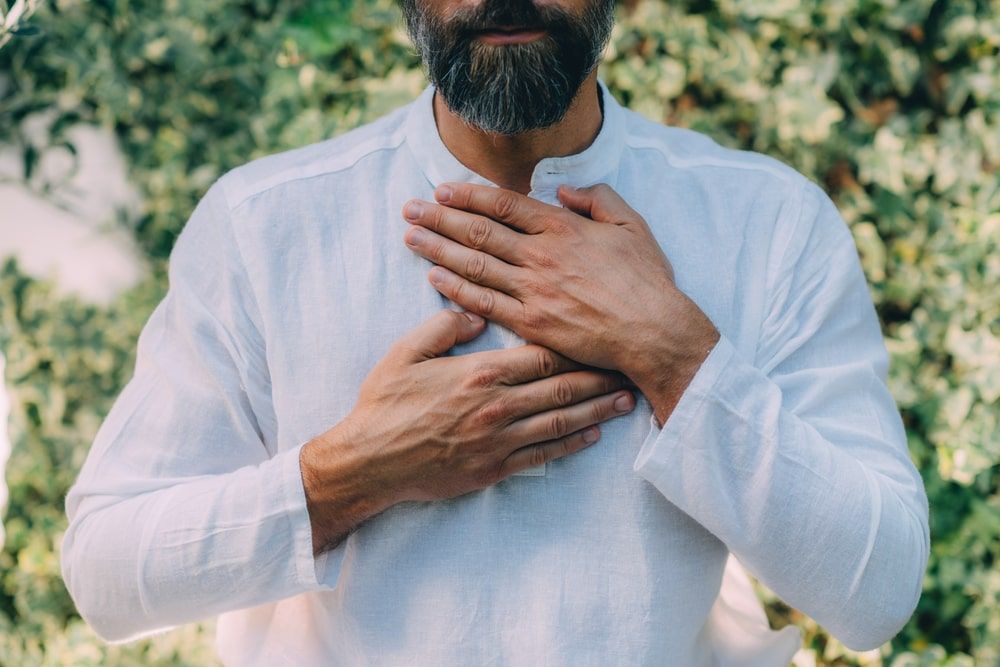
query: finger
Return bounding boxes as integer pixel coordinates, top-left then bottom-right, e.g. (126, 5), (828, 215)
(497, 426), (601, 479)
(427, 265), (523, 328)
(502, 370), (630, 421)
(503, 388), (636, 445)
(556, 183), (637, 225)
(470, 344), (590, 385)
(434, 182), (556, 235)
(402, 199), (527, 265)
(391, 308), (486, 363)
(403, 224), (524, 296)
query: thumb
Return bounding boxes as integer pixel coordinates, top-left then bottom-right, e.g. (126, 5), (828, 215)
(394, 309), (486, 363)
(557, 183), (636, 223)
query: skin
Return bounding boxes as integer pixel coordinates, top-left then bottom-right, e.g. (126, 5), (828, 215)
(434, 69), (603, 194)
(429, 0), (605, 194)
(400, 183), (721, 427)
(301, 0), (718, 556)
(301, 310), (637, 554)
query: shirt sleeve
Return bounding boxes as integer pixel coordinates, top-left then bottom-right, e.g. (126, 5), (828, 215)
(60, 179), (344, 643)
(632, 182), (930, 651)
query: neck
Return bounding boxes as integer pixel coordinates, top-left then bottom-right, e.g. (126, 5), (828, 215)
(432, 71), (603, 195)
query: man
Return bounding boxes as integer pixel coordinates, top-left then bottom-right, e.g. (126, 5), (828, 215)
(61, 0), (930, 664)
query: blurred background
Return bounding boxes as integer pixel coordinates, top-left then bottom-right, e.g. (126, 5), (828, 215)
(0, 0), (997, 665)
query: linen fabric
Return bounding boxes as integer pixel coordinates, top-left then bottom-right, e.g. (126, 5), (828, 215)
(61, 80), (930, 666)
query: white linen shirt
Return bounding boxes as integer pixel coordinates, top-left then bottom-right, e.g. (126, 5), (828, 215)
(61, 79), (930, 666)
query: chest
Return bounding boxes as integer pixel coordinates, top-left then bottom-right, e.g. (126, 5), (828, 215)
(241, 176), (767, 455)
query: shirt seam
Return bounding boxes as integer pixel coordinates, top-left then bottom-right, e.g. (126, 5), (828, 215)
(221, 128), (408, 212)
(623, 133), (803, 184)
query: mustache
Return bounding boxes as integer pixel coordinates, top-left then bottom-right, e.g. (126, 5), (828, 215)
(445, 0), (578, 35)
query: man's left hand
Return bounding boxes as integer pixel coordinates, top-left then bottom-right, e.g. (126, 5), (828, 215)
(401, 182), (720, 425)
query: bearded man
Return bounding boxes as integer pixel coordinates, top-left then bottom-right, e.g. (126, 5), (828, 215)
(61, 1), (929, 665)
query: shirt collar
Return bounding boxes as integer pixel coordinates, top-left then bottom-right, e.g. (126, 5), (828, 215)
(404, 78), (626, 198)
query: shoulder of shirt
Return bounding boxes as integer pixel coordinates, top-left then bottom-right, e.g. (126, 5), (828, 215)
(210, 101), (413, 212)
(619, 105), (841, 236)
(619, 105), (821, 194)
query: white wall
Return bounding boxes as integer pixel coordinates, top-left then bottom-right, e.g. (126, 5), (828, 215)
(0, 115), (145, 304)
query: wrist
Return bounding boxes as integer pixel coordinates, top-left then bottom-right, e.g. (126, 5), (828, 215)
(299, 416), (400, 556)
(637, 338), (717, 428)
(625, 291), (720, 426)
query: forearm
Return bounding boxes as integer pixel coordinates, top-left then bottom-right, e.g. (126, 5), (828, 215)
(61, 444), (334, 642)
(633, 335), (929, 650)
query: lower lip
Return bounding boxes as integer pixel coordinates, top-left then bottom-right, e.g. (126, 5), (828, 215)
(477, 29), (546, 45)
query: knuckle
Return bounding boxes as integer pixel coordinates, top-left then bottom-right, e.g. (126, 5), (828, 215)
(535, 280), (557, 299)
(547, 215), (574, 238)
(516, 275), (539, 296)
(476, 288), (496, 315)
(468, 362), (502, 388)
(465, 252), (488, 282)
(591, 399), (605, 423)
(525, 245), (558, 270)
(535, 348), (556, 377)
(492, 192), (518, 220)
(552, 376), (575, 407)
(519, 275), (553, 300)
(475, 400), (510, 426)
(468, 217), (492, 249)
(529, 446), (548, 468)
(548, 412), (568, 439)
(522, 309), (546, 335)
(427, 206), (444, 231)
(428, 240), (445, 263)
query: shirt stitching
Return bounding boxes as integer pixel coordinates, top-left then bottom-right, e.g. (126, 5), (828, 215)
(623, 133), (802, 184)
(221, 126), (408, 212)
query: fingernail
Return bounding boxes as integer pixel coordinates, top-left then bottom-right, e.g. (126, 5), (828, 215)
(405, 227), (426, 245)
(404, 200), (424, 219)
(583, 427), (599, 443)
(435, 185), (453, 202)
(463, 312), (484, 325)
(429, 266), (447, 284)
(614, 392), (634, 412)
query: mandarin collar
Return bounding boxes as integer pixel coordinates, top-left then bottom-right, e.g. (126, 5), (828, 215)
(404, 78), (626, 200)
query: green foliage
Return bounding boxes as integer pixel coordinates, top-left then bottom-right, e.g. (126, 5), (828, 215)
(0, 1), (44, 51)
(0, 0), (996, 665)
(0, 262), (222, 665)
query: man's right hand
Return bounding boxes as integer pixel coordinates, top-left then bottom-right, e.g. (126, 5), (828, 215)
(300, 308), (636, 555)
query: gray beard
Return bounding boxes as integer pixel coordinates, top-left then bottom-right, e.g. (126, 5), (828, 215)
(400, 1), (614, 135)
